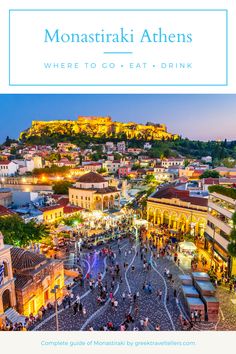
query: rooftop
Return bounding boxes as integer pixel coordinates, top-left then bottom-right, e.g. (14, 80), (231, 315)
(0, 205), (15, 217)
(11, 247), (46, 271)
(77, 171), (106, 183)
(150, 186), (208, 207)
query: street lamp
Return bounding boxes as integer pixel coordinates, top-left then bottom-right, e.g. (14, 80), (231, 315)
(51, 284), (60, 331)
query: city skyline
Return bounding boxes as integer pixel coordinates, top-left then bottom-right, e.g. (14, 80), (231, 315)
(0, 94), (235, 143)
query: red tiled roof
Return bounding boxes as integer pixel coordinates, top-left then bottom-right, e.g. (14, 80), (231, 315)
(0, 206), (15, 217)
(14, 274), (32, 290)
(64, 205), (83, 214)
(39, 205), (63, 212)
(11, 247), (46, 270)
(203, 178), (219, 185)
(77, 172), (105, 183)
(151, 186), (208, 207)
(0, 160), (11, 165)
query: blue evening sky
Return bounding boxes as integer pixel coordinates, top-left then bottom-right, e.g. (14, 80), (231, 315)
(0, 94), (235, 143)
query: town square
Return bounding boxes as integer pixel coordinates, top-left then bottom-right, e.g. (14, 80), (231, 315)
(0, 94), (236, 331)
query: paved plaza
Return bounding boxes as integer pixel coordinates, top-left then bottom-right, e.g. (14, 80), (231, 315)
(30, 237), (236, 331)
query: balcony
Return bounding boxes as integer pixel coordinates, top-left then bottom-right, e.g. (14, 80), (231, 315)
(206, 225), (229, 251)
(208, 200), (233, 219)
(208, 214), (232, 235)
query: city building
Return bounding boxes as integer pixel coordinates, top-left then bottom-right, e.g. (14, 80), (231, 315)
(118, 166), (131, 178)
(104, 160), (124, 174)
(105, 142), (115, 152)
(214, 167), (236, 178)
(0, 160), (18, 177)
(69, 172), (120, 211)
(147, 186), (208, 236)
(117, 141), (126, 153)
(39, 205), (64, 223)
(201, 156), (212, 164)
(144, 142), (152, 150)
(83, 162), (102, 173)
(6, 246), (64, 317)
(204, 187), (236, 276)
(0, 232), (16, 320)
(161, 157), (185, 168)
(0, 188), (12, 207)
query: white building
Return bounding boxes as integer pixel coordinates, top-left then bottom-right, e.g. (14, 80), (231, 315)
(201, 156), (212, 164)
(105, 142), (115, 152)
(161, 157), (185, 168)
(144, 142), (152, 150)
(117, 141), (126, 153)
(0, 161), (18, 177)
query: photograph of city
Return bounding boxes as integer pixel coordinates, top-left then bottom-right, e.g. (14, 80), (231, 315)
(0, 94), (236, 332)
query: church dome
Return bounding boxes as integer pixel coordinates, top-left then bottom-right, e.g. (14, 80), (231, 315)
(77, 172), (106, 183)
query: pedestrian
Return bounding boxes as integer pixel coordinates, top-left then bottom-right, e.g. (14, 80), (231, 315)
(82, 307), (87, 317)
(62, 297), (66, 309)
(73, 301), (78, 315)
(114, 299), (118, 310)
(134, 305), (139, 317)
(194, 309), (198, 322)
(144, 317), (149, 328)
(122, 292), (126, 301)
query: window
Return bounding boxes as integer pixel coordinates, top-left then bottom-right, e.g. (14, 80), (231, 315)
(3, 261), (8, 277)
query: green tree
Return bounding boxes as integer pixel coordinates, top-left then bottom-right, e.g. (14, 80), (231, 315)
(0, 215), (49, 247)
(62, 215), (83, 227)
(184, 159), (190, 167)
(199, 170), (220, 179)
(144, 174), (157, 185)
(97, 167), (107, 173)
(52, 180), (73, 194)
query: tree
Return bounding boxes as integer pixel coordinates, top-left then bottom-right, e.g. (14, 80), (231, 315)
(0, 215), (49, 247)
(144, 174), (157, 185)
(97, 167), (107, 174)
(199, 170), (220, 179)
(184, 159), (190, 167)
(52, 180), (73, 194)
(62, 215), (83, 226)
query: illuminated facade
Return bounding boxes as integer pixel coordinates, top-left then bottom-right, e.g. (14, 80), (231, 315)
(11, 247), (64, 316)
(39, 205), (64, 223)
(0, 232), (16, 319)
(205, 189), (236, 276)
(69, 172), (120, 211)
(20, 116), (179, 141)
(147, 186), (208, 236)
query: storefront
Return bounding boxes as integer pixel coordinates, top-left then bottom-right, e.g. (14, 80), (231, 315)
(178, 241), (197, 269)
